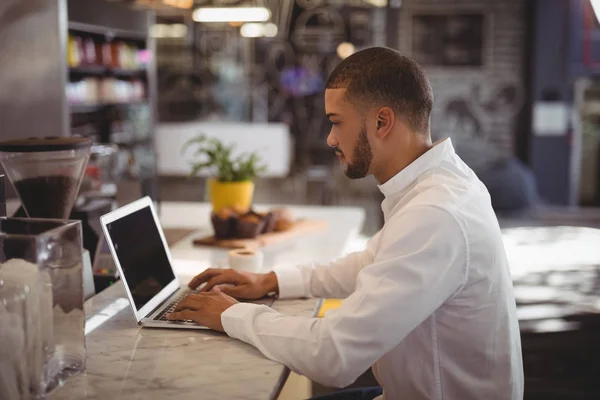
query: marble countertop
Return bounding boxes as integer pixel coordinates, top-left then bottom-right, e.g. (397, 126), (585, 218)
(50, 282), (319, 400)
(50, 202), (365, 400)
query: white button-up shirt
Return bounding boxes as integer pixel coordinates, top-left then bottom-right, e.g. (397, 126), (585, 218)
(222, 138), (524, 400)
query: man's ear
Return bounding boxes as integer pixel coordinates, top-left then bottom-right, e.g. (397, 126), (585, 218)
(375, 107), (394, 139)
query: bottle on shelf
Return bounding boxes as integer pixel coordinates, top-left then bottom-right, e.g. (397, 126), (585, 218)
(119, 43), (130, 70)
(132, 80), (145, 101)
(94, 41), (104, 67)
(82, 37), (97, 65)
(85, 78), (100, 104)
(67, 35), (81, 68)
(110, 41), (121, 69)
(101, 42), (113, 67)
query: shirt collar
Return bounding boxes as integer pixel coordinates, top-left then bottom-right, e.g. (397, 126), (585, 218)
(377, 138), (455, 198)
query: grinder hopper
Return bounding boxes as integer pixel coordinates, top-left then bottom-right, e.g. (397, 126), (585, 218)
(0, 137), (91, 219)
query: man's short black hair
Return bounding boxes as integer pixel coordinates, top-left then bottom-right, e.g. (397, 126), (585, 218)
(326, 47), (433, 134)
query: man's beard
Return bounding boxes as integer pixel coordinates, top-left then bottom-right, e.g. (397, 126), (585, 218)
(345, 122), (373, 179)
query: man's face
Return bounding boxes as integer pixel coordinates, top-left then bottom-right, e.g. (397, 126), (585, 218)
(325, 89), (373, 179)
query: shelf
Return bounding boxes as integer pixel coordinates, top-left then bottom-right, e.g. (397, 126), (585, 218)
(69, 101), (149, 113)
(112, 68), (147, 77)
(69, 66), (147, 78)
(68, 22), (147, 41)
(69, 65), (106, 75)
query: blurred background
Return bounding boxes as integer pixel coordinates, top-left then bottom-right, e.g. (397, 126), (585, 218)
(3, 0), (600, 233)
(2, 0), (600, 399)
(0, 0), (581, 235)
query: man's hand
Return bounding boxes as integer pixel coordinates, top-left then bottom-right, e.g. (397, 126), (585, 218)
(166, 291), (237, 332)
(188, 268), (279, 300)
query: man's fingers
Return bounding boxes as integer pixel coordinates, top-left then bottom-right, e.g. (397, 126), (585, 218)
(166, 310), (197, 322)
(174, 297), (205, 312)
(175, 292), (222, 311)
(187, 292), (220, 300)
(201, 273), (239, 293)
(188, 268), (224, 289)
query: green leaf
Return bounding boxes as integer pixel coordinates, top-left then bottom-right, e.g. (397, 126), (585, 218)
(181, 133), (265, 181)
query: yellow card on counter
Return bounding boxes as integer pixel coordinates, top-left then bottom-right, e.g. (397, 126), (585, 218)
(317, 299), (343, 318)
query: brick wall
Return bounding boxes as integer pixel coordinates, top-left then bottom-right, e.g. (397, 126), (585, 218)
(397, 0), (527, 170)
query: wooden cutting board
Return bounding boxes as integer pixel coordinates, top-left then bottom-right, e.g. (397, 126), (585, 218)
(193, 219), (328, 249)
(163, 228), (197, 247)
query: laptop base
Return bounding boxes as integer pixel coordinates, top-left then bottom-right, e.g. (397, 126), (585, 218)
(140, 318), (210, 330)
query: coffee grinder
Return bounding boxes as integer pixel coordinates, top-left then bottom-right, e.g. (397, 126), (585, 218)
(0, 136), (92, 394)
(0, 137), (96, 298)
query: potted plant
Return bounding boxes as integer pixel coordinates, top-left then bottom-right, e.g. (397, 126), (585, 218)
(182, 135), (266, 214)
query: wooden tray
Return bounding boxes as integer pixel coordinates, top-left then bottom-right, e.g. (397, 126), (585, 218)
(163, 228), (197, 247)
(193, 219), (328, 249)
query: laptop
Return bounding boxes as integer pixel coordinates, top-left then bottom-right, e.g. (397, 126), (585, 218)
(99, 196), (211, 330)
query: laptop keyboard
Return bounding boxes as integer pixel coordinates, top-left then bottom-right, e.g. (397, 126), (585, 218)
(154, 289), (199, 322)
(152, 290), (276, 323)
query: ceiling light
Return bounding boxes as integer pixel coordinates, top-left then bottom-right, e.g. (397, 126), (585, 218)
(263, 22), (278, 37)
(240, 23), (264, 38)
(150, 24), (169, 38)
(336, 42), (356, 59)
(169, 23), (188, 38)
(150, 23), (188, 38)
(240, 22), (278, 38)
(193, 7), (271, 23)
(365, 0), (388, 6)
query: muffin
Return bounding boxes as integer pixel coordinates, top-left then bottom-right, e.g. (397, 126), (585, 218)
(235, 211), (265, 239)
(211, 208), (238, 239)
(257, 211), (276, 234)
(272, 208), (295, 232)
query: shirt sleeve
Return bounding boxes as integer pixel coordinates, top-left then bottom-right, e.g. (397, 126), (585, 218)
(221, 206), (469, 388)
(273, 231), (381, 300)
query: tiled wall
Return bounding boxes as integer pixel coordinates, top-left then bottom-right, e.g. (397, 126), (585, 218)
(398, 0), (527, 171)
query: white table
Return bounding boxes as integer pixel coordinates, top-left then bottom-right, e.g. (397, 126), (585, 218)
(50, 202), (365, 400)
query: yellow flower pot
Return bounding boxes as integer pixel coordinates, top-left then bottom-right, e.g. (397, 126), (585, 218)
(208, 179), (255, 213)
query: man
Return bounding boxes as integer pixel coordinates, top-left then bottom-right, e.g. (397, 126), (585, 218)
(168, 47), (524, 400)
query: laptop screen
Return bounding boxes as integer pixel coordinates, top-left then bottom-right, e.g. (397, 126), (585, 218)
(105, 205), (176, 311)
